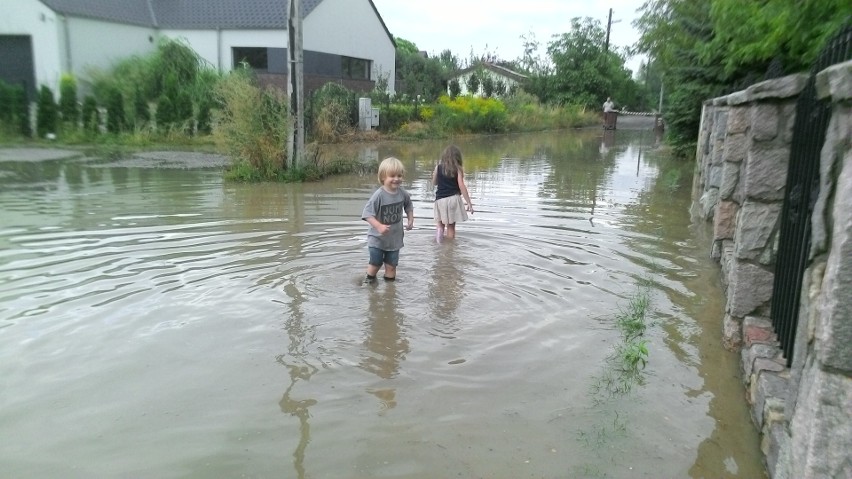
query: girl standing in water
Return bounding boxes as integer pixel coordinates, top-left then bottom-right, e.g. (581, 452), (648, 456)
(432, 145), (473, 242)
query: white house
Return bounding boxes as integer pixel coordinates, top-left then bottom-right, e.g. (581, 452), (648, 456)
(0, 0), (396, 100)
(449, 62), (527, 97)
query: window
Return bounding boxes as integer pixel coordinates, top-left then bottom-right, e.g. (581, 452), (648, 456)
(341, 56), (370, 80)
(233, 47), (268, 70)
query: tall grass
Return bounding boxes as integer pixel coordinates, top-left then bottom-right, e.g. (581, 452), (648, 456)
(213, 68), (289, 179)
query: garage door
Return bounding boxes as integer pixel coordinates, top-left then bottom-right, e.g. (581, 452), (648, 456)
(0, 35), (36, 101)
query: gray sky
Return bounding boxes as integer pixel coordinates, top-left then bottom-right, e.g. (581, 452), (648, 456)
(371, 0), (647, 74)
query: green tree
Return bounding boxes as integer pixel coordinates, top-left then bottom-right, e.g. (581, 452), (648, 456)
(481, 75), (495, 98)
(539, 17), (634, 108)
(704, 0), (847, 79)
(448, 78), (461, 99)
(393, 37), (454, 101)
(465, 70), (480, 96)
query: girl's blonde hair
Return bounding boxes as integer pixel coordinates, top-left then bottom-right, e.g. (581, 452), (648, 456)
(438, 145), (463, 177)
(378, 157), (405, 183)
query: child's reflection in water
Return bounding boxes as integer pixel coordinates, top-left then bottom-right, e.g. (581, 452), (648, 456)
(361, 281), (409, 412)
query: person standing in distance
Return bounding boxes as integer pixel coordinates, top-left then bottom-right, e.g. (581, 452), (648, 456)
(432, 145), (473, 242)
(362, 157), (414, 283)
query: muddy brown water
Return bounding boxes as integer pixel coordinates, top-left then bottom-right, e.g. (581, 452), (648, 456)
(0, 129), (766, 478)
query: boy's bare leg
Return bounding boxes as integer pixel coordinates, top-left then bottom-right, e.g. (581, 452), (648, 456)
(384, 263), (396, 280)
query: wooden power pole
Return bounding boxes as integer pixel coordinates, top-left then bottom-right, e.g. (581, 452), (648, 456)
(287, 0), (305, 169)
(605, 8), (612, 52)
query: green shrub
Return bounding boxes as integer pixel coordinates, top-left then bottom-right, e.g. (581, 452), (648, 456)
(81, 95), (100, 134)
(308, 82), (357, 141)
(156, 95), (176, 131)
(213, 68), (289, 178)
(59, 74), (79, 128)
(0, 80), (13, 124)
(133, 86), (150, 127)
(36, 85), (57, 138)
(430, 95), (508, 134)
(377, 103), (416, 133)
(196, 99), (212, 135)
(105, 88), (125, 133)
(15, 86), (31, 137)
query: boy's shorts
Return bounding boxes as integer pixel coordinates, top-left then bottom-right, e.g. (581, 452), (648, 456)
(368, 247), (399, 267)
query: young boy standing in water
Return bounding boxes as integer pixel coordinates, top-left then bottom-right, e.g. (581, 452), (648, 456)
(362, 157), (414, 283)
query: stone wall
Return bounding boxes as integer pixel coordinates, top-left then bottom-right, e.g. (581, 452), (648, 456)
(692, 61), (852, 478)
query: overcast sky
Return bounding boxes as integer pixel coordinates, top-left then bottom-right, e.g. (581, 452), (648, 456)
(371, 0), (647, 74)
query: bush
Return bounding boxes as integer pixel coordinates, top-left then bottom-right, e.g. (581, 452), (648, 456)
(59, 74), (79, 129)
(15, 86), (31, 137)
(377, 103), (416, 133)
(308, 82), (357, 141)
(196, 99), (212, 135)
(105, 88), (125, 133)
(213, 68), (289, 178)
(431, 95), (508, 134)
(36, 85), (57, 138)
(133, 86), (150, 128)
(81, 95), (100, 134)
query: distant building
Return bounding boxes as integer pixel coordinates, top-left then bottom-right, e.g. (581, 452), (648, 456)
(448, 62), (527, 97)
(0, 0), (397, 100)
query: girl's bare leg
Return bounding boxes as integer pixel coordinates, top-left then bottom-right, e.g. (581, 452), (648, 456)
(446, 223), (457, 239)
(436, 222), (445, 242)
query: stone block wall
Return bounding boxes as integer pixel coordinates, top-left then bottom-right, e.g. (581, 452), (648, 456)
(692, 61), (852, 478)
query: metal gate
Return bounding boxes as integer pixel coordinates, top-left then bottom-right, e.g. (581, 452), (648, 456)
(771, 24), (851, 367)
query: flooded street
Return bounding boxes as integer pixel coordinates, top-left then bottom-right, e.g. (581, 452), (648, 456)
(0, 128), (766, 478)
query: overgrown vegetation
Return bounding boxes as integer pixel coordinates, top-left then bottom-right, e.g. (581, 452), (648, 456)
(213, 68), (289, 179)
(634, 0), (848, 158)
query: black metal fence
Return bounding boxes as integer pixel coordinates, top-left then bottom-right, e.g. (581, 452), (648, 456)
(771, 24), (851, 367)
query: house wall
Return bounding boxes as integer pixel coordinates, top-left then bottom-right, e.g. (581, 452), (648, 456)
(452, 69), (521, 97)
(0, 0), (63, 97)
(64, 17), (156, 90)
(1, 0), (396, 98)
(303, 0), (395, 93)
(163, 29), (287, 74)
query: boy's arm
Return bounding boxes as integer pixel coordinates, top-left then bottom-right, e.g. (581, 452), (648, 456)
(405, 193), (414, 230)
(365, 215), (390, 235)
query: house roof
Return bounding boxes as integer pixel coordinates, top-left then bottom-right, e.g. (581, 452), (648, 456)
(454, 62), (528, 83)
(39, 0), (325, 29)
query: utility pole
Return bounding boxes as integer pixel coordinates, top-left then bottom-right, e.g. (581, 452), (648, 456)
(286, 0), (305, 169)
(605, 8), (612, 52)
(605, 8), (621, 52)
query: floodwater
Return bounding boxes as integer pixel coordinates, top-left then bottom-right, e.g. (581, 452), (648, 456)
(0, 127), (767, 478)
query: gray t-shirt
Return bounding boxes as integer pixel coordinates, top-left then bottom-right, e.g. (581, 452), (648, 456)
(362, 187), (412, 251)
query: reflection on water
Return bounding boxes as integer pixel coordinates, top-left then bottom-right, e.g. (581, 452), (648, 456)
(361, 282), (408, 411)
(428, 243), (465, 335)
(0, 128), (766, 478)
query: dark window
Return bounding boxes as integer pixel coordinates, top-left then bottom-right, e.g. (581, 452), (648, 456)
(233, 47), (268, 70)
(342, 56), (370, 80)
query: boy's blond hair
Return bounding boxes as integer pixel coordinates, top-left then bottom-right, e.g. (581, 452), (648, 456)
(378, 157), (405, 184)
